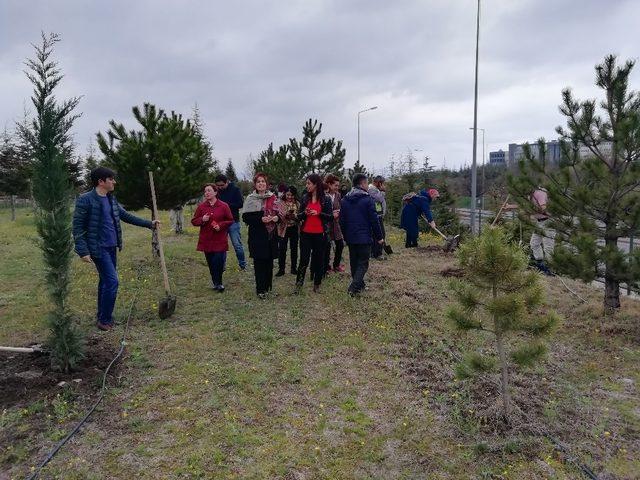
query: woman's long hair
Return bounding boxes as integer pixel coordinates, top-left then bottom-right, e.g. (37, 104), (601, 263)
(306, 173), (326, 203)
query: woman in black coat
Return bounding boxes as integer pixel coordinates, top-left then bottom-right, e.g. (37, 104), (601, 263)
(295, 173), (333, 293)
(242, 173), (280, 298)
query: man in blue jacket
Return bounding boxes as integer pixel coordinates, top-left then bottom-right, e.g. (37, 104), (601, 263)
(340, 173), (384, 296)
(73, 167), (159, 331)
(215, 174), (247, 270)
(400, 188), (439, 248)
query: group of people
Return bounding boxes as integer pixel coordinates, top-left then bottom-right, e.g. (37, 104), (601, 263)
(191, 171), (388, 300)
(73, 167), (398, 330)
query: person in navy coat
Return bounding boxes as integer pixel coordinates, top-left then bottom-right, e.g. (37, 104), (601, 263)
(400, 188), (439, 248)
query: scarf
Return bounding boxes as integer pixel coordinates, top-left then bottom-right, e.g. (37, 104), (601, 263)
(243, 191), (274, 213)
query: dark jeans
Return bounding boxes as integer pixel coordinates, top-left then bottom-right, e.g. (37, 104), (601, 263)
(324, 238), (344, 271)
(372, 217), (386, 257)
(204, 251), (227, 286)
(297, 232), (325, 286)
(278, 225), (299, 273)
(348, 244), (371, 293)
(254, 258), (274, 295)
(405, 231), (418, 248)
(92, 246), (119, 325)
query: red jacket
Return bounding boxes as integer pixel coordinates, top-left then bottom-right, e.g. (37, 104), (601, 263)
(191, 200), (234, 252)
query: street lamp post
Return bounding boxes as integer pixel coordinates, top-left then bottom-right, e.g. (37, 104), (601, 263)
(470, 0), (481, 235)
(469, 127), (485, 232)
(357, 106), (378, 166)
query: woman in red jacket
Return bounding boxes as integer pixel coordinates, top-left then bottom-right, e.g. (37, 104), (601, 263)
(191, 184), (234, 292)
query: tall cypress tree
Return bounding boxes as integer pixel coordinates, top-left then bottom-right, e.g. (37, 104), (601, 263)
(509, 55), (640, 314)
(289, 119), (345, 177)
(18, 33), (83, 371)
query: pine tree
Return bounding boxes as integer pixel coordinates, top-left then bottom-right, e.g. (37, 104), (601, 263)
(289, 119), (345, 177)
(19, 33), (83, 371)
(447, 227), (559, 421)
(192, 103), (219, 176)
(224, 159), (239, 183)
(81, 142), (100, 192)
(508, 55), (640, 314)
(432, 181), (465, 236)
(346, 158), (368, 180)
(97, 103), (212, 211)
(420, 155), (434, 184)
(251, 143), (303, 187)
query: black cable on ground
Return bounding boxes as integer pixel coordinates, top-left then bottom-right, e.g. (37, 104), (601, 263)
(25, 291), (139, 480)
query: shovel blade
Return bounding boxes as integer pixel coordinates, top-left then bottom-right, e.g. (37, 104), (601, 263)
(383, 244), (394, 255)
(158, 295), (177, 319)
(444, 235), (461, 252)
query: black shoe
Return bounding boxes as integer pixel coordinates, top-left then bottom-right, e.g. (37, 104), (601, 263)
(216, 285), (225, 292)
(291, 268), (297, 275)
(257, 293), (267, 300)
(275, 270), (285, 277)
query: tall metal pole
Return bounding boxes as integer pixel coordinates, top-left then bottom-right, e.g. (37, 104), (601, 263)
(357, 106), (378, 167)
(470, 0), (481, 235)
(357, 113), (361, 165)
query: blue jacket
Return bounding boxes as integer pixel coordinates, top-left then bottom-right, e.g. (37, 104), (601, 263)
(72, 189), (152, 258)
(400, 190), (434, 236)
(217, 182), (244, 222)
(339, 187), (383, 245)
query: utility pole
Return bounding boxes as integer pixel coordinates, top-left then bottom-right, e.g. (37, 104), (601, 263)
(357, 106), (378, 166)
(470, 0), (481, 235)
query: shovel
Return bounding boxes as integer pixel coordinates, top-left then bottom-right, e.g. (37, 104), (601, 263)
(148, 171), (177, 319)
(431, 225), (460, 252)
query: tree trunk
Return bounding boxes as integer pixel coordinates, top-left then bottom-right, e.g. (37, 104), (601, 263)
(604, 274), (621, 314)
(10, 195), (16, 221)
(603, 234), (621, 315)
(170, 207), (184, 234)
(495, 330), (511, 423)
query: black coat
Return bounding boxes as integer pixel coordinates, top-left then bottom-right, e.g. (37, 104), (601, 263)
(242, 211), (279, 260)
(297, 193), (333, 235)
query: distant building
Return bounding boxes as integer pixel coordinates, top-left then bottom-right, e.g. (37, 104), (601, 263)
(489, 150), (506, 165)
(508, 140), (562, 166)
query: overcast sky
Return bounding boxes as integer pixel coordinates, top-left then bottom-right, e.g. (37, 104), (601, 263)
(1, 0), (638, 176)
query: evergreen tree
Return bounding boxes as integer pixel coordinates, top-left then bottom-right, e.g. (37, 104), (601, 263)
(508, 55), (640, 314)
(400, 149), (421, 192)
(346, 158), (368, 180)
(447, 227), (559, 421)
(224, 159), (239, 183)
(19, 33), (83, 371)
(420, 155), (434, 184)
(192, 103), (219, 176)
(0, 128), (31, 219)
(97, 103), (212, 211)
(81, 142), (100, 192)
(289, 119), (345, 177)
(432, 180), (465, 236)
(251, 143), (303, 187)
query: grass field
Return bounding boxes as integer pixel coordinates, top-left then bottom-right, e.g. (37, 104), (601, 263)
(1, 207), (639, 479)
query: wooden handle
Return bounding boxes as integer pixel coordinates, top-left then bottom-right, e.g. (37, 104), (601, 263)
(148, 171), (171, 295)
(431, 225), (448, 240)
(491, 194), (511, 227)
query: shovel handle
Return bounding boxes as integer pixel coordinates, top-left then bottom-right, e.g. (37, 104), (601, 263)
(491, 194), (511, 227)
(148, 171), (171, 295)
(431, 225), (448, 240)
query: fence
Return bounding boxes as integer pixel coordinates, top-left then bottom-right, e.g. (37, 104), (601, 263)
(0, 196), (32, 209)
(455, 207), (638, 296)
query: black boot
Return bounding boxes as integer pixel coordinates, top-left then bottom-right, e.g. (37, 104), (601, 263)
(275, 270), (285, 277)
(535, 260), (554, 276)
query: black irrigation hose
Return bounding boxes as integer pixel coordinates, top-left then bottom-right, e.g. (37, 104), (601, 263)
(25, 291), (139, 480)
